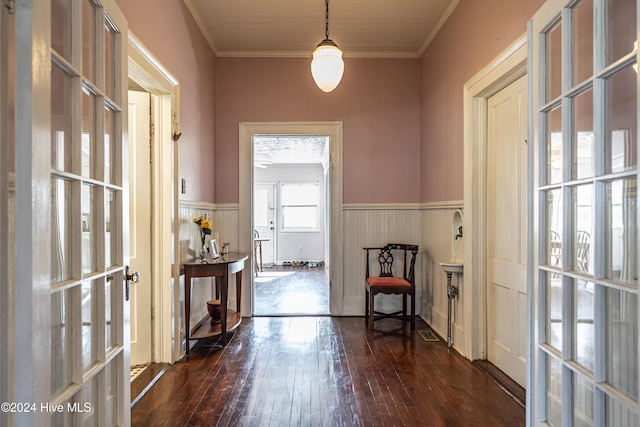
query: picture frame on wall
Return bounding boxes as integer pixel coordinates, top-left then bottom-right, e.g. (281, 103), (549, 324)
(210, 239), (220, 259)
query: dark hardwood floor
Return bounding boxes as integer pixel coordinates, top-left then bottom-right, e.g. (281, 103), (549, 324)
(131, 316), (525, 426)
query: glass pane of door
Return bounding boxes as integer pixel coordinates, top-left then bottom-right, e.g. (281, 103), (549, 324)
(531, 0), (639, 424)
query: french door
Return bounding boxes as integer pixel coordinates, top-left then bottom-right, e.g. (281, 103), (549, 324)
(6, 0), (130, 425)
(530, 0), (638, 425)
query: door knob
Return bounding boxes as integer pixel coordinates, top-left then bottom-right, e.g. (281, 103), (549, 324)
(125, 266), (140, 301)
(127, 270), (140, 283)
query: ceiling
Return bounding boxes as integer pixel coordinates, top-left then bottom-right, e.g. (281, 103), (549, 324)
(184, 0), (459, 58)
(254, 136), (328, 166)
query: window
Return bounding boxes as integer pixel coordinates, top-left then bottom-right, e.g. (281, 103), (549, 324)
(281, 183), (319, 230)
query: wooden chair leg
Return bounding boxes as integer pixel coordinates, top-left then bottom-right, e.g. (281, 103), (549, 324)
(368, 292), (375, 330)
(365, 288), (369, 326)
(410, 292), (415, 330)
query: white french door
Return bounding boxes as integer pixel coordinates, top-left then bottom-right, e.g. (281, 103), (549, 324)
(7, 0), (130, 425)
(530, 0), (638, 425)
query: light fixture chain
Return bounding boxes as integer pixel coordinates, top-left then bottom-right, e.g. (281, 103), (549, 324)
(325, 0), (329, 40)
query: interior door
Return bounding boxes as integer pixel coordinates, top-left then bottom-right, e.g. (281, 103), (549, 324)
(254, 183), (275, 266)
(487, 74), (528, 388)
(128, 89), (152, 366)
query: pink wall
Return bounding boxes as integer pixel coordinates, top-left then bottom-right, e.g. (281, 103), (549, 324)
(115, 0), (546, 205)
(115, 0), (217, 202)
(215, 57), (421, 204)
(419, 0), (544, 202)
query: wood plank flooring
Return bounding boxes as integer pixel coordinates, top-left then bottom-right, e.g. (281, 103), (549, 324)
(131, 317), (525, 426)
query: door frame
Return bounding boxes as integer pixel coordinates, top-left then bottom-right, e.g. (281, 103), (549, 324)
(239, 122), (343, 316)
(127, 33), (180, 363)
(463, 34), (529, 361)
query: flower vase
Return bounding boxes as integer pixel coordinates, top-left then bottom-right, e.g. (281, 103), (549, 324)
(199, 235), (207, 263)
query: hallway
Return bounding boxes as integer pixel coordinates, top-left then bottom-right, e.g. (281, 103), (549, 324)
(254, 266), (329, 315)
(131, 317), (525, 426)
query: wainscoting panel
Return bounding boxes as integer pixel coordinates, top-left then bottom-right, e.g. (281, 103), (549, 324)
(420, 204), (466, 353)
(342, 206), (421, 316)
(212, 205), (241, 310)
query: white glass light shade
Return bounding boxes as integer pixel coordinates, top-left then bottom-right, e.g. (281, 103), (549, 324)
(311, 40), (344, 92)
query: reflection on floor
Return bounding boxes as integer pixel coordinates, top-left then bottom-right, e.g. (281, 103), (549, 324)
(254, 266), (329, 315)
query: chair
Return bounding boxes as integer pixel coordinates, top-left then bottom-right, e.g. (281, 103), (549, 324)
(550, 230), (561, 267)
(576, 231), (590, 273)
(364, 243), (418, 330)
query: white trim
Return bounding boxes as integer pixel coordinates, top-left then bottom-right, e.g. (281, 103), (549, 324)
(182, 0), (219, 55)
(0, 9), (9, 421)
(342, 201), (466, 212)
(128, 33), (179, 87)
(417, 0), (461, 57)
(214, 203), (240, 211)
(178, 199), (218, 210)
(239, 122), (344, 315)
(463, 34), (528, 363)
(216, 50), (421, 59)
(420, 200), (464, 210)
(343, 202), (421, 211)
(128, 32), (180, 365)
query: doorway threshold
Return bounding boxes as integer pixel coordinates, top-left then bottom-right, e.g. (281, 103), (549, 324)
(130, 363), (170, 408)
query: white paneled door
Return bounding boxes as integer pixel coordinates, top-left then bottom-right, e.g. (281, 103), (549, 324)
(7, 0), (131, 425)
(487, 74), (528, 388)
(128, 90), (152, 367)
(254, 183), (275, 267)
(530, 0), (638, 425)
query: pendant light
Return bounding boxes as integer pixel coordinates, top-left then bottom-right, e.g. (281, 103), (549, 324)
(311, 0), (344, 92)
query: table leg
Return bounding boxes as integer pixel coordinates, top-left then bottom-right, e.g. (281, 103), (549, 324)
(185, 272), (191, 355)
(219, 274), (229, 345)
(236, 268), (243, 314)
(259, 242), (264, 272)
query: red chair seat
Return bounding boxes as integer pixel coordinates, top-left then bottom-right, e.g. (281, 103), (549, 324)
(367, 277), (411, 288)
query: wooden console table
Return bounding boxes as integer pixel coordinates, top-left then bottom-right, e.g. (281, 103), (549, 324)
(183, 252), (248, 355)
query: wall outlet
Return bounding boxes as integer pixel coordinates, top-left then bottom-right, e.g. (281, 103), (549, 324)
(297, 246), (303, 253)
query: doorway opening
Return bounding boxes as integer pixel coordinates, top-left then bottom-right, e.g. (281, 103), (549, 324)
(239, 121), (344, 317)
(252, 135), (330, 315)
